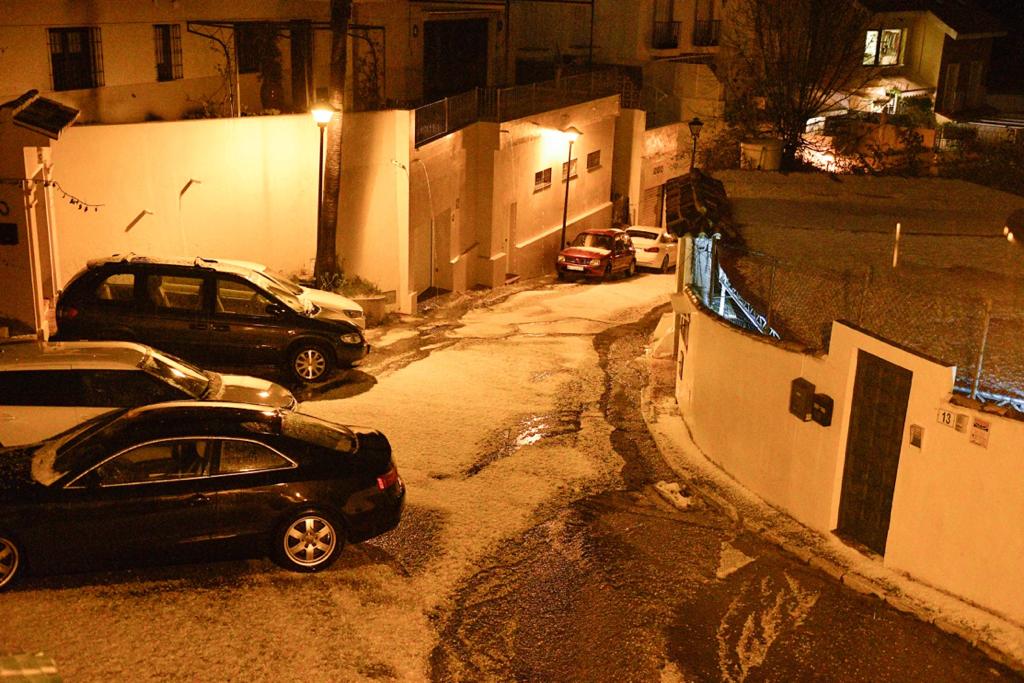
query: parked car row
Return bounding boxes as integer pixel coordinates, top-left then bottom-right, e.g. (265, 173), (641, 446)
(0, 255), (401, 589)
(554, 226), (678, 281)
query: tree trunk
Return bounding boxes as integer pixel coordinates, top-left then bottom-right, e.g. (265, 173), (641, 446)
(315, 0), (351, 281)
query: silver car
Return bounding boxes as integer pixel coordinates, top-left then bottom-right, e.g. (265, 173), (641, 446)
(0, 340), (296, 447)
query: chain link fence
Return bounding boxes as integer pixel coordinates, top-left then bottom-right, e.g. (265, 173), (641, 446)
(692, 236), (1024, 410)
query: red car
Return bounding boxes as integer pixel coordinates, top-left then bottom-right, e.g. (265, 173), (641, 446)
(555, 229), (637, 280)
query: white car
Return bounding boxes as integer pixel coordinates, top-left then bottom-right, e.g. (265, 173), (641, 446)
(625, 226), (679, 273)
(0, 341), (296, 447)
(209, 259), (366, 329)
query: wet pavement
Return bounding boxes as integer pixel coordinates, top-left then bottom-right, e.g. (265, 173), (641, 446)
(428, 303), (1020, 682)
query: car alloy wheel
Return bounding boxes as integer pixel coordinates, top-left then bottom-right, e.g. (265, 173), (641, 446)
(627, 259), (637, 278)
(277, 513), (341, 572)
(291, 344), (331, 383)
(602, 263), (613, 281)
(0, 536), (21, 590)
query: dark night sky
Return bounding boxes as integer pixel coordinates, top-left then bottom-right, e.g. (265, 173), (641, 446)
(973, 0), (1024, 93)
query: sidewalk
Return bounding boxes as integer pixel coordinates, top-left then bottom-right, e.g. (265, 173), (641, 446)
(640, 354), (1024, 675)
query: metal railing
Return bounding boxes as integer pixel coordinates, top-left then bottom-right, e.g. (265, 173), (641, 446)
(414, 70), (631, 147)
(652, 21), (680, 49)
(690, 236), (1024, 411)
(692, 19), (721, 47)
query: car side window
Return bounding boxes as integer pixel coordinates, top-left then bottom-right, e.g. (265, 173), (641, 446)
(93, 273), (135, 305)
(146, 274), (204, 312)
(217, 439), (292, 474)
(77, 370), (186, 407)
(216, 278), (275, 317)
(92, 439), (212, 486)
(0, 370), (85, 406)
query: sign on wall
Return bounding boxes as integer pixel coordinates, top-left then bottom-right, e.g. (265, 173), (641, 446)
(969, 418), (990, 448)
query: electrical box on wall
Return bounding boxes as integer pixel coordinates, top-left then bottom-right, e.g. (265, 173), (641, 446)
(812, 393), (833, 426)
(789, 378), (815, 421)
(0, 223), (17, 245)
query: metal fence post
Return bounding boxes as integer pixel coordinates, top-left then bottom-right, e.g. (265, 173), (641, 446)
(766, 258), (777, 332)
(971, 298), (993, 399)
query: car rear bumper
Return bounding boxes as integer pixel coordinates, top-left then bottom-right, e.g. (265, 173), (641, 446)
(345, 481), (405, 543)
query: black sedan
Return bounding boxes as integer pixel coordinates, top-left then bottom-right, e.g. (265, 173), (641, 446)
(0, 402), (404, 588)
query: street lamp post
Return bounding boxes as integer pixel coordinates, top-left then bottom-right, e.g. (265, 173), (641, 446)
(559, 126), (583, 250)
(688, 116), (704, 172)
(311, 103), (336, 241)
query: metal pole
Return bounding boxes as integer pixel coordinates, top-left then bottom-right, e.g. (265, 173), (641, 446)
(690, 134), (698, 172)
(971, 298), (993, 399)
(560, 139), (574, 250)
(316, 123), (326, 243)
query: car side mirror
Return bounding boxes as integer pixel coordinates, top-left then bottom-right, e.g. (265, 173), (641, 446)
(78, 469), (102, 489)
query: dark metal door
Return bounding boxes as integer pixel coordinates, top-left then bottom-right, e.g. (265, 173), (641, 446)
(837, 350), (912, 555)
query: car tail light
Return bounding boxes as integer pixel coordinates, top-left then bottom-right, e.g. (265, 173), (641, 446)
(644, 247), (660, 253)
(59, 306), (78, 320)
(377, 464), (400, 491)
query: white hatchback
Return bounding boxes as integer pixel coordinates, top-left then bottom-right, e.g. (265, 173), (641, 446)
(0, 341), (296, 447)
(625, 226), (679, 273)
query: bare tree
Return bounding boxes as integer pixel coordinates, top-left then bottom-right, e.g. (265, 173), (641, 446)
(721, 0), (877, 168)
(315, 0), (351, 281)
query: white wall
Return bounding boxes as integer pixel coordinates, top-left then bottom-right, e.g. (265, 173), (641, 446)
(50, 114), (319, 286)
(673, 291), (1024, 623)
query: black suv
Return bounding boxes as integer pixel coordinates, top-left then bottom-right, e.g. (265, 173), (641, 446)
(54, 255), (369, 383)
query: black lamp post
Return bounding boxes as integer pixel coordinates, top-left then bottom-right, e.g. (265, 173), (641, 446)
(311, 103), (336, 238)
(688, 116), (704, 172)
(559, 126), (583, 250)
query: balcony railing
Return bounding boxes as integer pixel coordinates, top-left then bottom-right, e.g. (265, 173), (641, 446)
(414, 70), (634, 147)
(652, 21), (680, 50)
(692, 19), (721, 47)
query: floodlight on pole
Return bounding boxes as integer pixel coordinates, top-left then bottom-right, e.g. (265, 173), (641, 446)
(311, 103), (337, 242)
(559, 126), (583, 250)
(688, 116), (704, 172)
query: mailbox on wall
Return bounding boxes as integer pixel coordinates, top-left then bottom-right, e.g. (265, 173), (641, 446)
(812, 393), (833, 426)
(789, 378), (815, 421)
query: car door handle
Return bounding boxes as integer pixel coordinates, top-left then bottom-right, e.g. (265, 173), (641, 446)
(189, 323), (208, 330)
(211, 323), (229, 332)
(189, 493), (212, 506)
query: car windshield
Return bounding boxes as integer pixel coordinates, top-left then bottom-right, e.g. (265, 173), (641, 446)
(259, 268), (304, 296)
(570, 233), (613, 250)
(31, 409), (128, 486)
(627, 229), (659, 241)
(244, 271), (309, 314)
(281, 411), (357, 453)
(142, 350), (211, 398)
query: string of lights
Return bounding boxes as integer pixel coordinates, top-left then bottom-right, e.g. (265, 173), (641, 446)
(0, 176), (103, 211)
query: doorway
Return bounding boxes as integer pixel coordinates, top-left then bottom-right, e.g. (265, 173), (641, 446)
(423, 19), (489, 101)
(836, 350), (912, 555)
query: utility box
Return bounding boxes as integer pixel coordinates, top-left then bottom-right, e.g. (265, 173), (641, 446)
(812, 393), (833, 427)
(789, 378), (815, 421)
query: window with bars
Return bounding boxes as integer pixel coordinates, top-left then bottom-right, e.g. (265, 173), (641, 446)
(235, 23), (262, 74)
(48, 27), (104, 91)
(534, 168), (552, 191)
(154, 24), (183, 81)
(587, 150), (601, 171)
(561, 158), (578, 182)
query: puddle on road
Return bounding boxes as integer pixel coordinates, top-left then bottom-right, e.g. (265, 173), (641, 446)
(465, 409), (583, 477)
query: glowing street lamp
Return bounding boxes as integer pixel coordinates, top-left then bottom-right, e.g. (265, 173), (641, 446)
(559, 126), (583, 250)
(688, 116), (704, 172)
(311, 103), (337, 238)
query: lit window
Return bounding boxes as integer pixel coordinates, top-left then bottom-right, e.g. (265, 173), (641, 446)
(154, 24), (183, 81)
(587, 150), (601, 170)
(534, 168), (552, 191)
(864, 28), (903, 66)
(48, 27), (104, 91)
